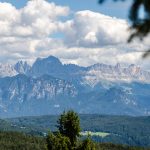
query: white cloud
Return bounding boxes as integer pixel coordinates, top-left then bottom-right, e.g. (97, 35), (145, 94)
(51, 46), (142, 67)
(0, 0), (149, 70)
(57, 10), (148, 69)
(0, 2), (19, 22)
(0, 0), (69, 62)
(62, 10), (129, 47)
(0, 0), (69, 38)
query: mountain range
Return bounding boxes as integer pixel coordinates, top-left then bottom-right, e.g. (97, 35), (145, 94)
(0, 56), (150, 117)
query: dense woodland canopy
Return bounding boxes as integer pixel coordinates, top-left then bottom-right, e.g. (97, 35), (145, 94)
(1, 131), (149, 150)
(1, 114), (150, 147)
(0, 111), (150, 150)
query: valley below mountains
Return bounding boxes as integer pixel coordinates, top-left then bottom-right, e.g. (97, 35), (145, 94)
(0, 56), (150, 117)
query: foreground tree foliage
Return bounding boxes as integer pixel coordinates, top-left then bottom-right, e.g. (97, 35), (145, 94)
(0, 131), (46, 150)
(57, 110), (81, 147)
(95, 143), (148, 150)
(99, 0), (150, 57)
(46, 132), (71, 150)
(46, 110), (96, 150)
(78, 136), (96, 150)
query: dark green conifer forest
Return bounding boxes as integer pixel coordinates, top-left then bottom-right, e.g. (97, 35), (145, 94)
(0, 111), (150, 150)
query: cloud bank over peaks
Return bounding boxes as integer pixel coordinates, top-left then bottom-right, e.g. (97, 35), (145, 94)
(0, 0), (149, 70)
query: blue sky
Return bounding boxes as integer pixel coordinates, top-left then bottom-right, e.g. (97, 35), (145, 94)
(48, 0), (131, 19)
(1, 0), (131, 19)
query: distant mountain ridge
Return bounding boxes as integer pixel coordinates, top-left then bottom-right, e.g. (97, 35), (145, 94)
(0, 56), (150, 84)
(0, 56), (150, 117)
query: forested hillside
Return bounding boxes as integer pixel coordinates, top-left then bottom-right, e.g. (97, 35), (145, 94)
(0, 131), (149, 150)
(1, 114), (149, 147)
(0, 113), (150, 149)
(0, 131), (46, 150)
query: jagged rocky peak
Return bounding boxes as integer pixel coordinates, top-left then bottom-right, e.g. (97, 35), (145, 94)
(128, 64), (141, 74)
(14, 61), (31, 74)
(90, 63), (139, 71)
(0, 56), (150, 83)
(89, 63), (110, 69)
(83, 63), (150, 86)
(115, 63), (127, 69)
(30, 56), (64, 77)
(35, 56), (62, 65)
(0, 63), (17, 77)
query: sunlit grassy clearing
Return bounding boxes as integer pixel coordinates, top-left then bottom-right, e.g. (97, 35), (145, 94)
(80, 131), (110, 137)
